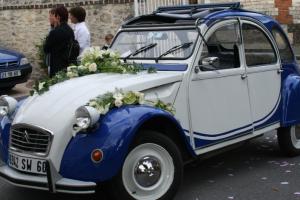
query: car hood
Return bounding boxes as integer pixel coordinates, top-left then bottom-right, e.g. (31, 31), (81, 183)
(0, 47), (22, 61)
(13, 71), (183, 130)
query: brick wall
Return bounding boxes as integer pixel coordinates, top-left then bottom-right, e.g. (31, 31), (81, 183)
(0, 1), (134, 84)
(204, 0), (278, 16)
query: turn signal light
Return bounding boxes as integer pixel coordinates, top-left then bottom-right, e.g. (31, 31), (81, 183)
(91, 149), (103, 163)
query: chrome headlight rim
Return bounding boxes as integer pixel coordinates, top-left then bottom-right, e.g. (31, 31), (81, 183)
(0, 95), (18, 117)
(20, 57), (29, 66)
(74, 106), (100, 131)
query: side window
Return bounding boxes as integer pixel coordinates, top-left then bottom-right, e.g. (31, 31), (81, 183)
(242, 23), (277, 67)
(272, 28), (294, 62)
(200, 22), (240, 70)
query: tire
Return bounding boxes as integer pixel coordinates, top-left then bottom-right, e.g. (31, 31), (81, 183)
(108, 130), (183, 200)
(277, 125), (300, 156)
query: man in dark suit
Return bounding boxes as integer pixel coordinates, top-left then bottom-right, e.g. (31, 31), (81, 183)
(44, 6), (75, 77)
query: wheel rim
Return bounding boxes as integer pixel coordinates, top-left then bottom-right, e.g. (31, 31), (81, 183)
(122, 143), (174, 200)
(291, 125), (300, 149)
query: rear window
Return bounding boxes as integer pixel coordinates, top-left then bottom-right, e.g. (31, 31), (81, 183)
(242, 23), (277, 67)
(272, 28), (294, 62)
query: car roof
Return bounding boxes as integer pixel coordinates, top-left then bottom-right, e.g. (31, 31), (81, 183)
(123, 2), (278, 31)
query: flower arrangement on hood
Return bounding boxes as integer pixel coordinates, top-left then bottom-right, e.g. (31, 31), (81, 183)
(31, 47), (156, 95)
(87, 89), (175, 115)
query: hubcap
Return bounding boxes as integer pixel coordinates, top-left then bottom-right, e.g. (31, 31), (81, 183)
(295, 125), (300, 140)
(291, 125), (300, 149)
(122, 143), (175, 200)
(134, 156), (161, 187)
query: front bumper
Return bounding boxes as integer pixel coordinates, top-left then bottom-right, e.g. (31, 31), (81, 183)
(0, 64), (32, 88)
(0, 159), (96, 194)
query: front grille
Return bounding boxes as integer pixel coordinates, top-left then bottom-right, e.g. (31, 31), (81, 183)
(0, 61), (18, 69)
(10, 124), (52, 156)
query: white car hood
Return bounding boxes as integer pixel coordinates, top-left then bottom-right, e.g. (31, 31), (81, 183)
(14, 72), (183, 129)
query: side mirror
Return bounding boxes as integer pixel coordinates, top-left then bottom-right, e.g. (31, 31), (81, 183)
(198, 57), (220, 71)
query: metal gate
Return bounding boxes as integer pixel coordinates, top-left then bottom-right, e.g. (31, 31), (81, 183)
(134, 0), (190, 16)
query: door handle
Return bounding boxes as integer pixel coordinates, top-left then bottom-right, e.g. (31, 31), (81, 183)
(241, 74), (248, 80)
(277, 69), (284, 74)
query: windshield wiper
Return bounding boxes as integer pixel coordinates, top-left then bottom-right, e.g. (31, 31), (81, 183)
(124, 43), (157, 62)
(155, 42), (193, 63)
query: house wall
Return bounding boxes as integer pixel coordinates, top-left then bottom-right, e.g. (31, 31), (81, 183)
(0, 0), (134, 83)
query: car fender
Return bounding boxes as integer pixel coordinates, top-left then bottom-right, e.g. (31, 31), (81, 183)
(281, 72), (300, 126)
(59, 105), (193, 182)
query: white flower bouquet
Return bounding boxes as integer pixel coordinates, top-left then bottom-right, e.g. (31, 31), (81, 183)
(87, 89), (174, 115)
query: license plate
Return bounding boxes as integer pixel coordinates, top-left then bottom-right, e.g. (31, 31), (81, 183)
(0, 70), (21, 79)
(8, 152), (47, 175)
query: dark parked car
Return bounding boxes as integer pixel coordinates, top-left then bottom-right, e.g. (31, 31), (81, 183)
(0, 47), (32, 90)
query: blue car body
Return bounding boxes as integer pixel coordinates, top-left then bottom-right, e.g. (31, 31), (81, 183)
(0, 47), (32, 89)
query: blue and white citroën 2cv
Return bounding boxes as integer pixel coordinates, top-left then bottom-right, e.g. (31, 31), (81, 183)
(1, 2), (300, 200)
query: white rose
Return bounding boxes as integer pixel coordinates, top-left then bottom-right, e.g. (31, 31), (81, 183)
(89, 100), (98, 107)
(67, 66), (77, 72)
(38, 82), (46, 90)
(136, 92), (145, 104)
(114, 98), (123, 107)
(97, 103), (110, 115)
(96, 105), (105, 115)
(88, 63), (97, 72)
(109, 51), (116, 58)
(113, 92), (124, 100)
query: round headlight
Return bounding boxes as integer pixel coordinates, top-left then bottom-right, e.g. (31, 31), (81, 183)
(0, 95), (17, 117)
(74, 106), (100, 130)
(20, 57), (29, 66)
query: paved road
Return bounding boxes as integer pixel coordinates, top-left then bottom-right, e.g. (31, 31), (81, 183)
(1, 131), (300, 200)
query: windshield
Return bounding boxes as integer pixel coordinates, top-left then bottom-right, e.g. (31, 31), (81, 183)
(111, 29), (198, 60)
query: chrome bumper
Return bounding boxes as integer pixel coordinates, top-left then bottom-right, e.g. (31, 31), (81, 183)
(0, 159), (96, 194)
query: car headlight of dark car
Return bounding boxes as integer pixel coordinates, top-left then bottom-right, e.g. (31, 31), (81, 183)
(20, 57), (29, 66)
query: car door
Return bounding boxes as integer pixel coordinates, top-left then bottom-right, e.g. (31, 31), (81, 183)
(189, 19), (253, 150)
(241, 20), (281, 133)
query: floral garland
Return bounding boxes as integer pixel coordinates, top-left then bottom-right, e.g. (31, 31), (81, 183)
(87, 89), (175, 115)
(31, 47), (156, 95)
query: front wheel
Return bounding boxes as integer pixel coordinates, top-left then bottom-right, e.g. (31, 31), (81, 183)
(277, 125), (300, 156)
(109, 131), (183, 200)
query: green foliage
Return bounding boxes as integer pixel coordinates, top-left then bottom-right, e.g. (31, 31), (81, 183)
(31, 48), (151, 95)
(35, 37), (47, 69)
(87, 89), (175, 115)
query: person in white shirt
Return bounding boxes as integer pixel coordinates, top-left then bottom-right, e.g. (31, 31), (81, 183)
(69, 6), (90, 55)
